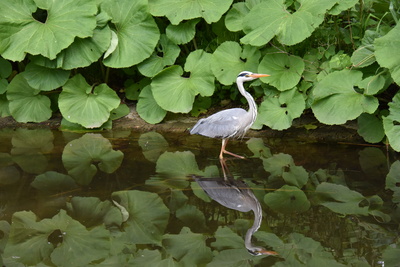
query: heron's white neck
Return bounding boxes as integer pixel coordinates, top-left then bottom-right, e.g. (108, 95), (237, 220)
(244, 197), (263, 251)
(237, 80), (257, 125)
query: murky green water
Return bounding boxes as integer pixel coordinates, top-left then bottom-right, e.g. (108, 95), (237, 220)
(0, 128), (399, 266)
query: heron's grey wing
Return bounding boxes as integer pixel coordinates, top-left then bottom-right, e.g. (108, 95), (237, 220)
(196, 179), (252, 212)
(190, 108), (247, 138)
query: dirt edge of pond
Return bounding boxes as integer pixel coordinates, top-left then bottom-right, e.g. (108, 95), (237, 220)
(0, 106), (364, 144)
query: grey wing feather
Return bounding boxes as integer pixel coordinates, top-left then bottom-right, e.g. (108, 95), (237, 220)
(190, 108), (247, 138)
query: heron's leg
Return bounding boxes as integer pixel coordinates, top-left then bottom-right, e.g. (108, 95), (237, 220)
(220, 139), (245, 159)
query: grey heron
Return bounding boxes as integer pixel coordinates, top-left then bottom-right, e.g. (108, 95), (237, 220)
(190, 71), (270, 159)
(194, 159), (278, 256)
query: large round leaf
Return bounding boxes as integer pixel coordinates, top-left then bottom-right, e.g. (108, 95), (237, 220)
(59, 74), (120, 128)
(151, 50), (214, 113)
(357, 113), (385, 143)
(211, 41), (261, 85)
(166, 19), (200, 44)
(256, 88), (305, 130)
(138, 35), (180, 77)
(112, 190), (169, 245)
(148, 0), (233, 25)
(311, 69), (379, 125)
(62, 133), (124, 185)
(23, 63), (70, 91)
(137, 85), (167, 124)
(6, 74), (52, 123)
(102, 0), (160, 68)
(264, 185), (310, 214)
(0, 0), (97, 61)
(258, 53), (304, 91)
(383, 91), (400, 151)
(375, 23), (400, 85)
(241, 0), (336, 46)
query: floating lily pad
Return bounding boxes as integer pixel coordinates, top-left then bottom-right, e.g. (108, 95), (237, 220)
(6, 74), (52, 123)
(311, 69), (379, 125)
(59, 74), (120, 128)
(0, 0), (97, 61)
(112, 190), (169, 245)
(211, 42), (261, 85)
(148, 0), (233, 25)
(62, 133), (124, 185)
(102, 0), (160, 68)
(151, 50), (214, 113)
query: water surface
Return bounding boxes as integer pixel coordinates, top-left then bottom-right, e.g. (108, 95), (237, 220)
(0, 128), (398, 266)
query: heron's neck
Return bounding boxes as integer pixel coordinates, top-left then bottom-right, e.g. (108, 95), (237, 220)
(244, 199), (263, 250)
(237, 81), (257, 124)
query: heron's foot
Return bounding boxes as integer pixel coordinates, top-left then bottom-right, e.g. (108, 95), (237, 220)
(219, 149), (245, 160)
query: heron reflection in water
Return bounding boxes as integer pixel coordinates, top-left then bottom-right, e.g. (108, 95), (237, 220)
(194, 159), (278, 256)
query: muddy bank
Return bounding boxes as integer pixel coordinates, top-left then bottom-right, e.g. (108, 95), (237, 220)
(0, 106), (364, 144)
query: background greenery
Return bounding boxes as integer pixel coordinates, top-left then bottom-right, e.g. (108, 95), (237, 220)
(0, 0), (399, 150)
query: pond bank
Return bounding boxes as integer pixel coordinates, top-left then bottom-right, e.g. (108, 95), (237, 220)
(0, 106), (364, 144)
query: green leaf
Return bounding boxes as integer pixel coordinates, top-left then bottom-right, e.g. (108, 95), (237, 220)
(358, 72), (387, 96)
(264, 185), (310, 214)
(0, 0), (97, 61)
(176, 205), (207, 232)
(0, 94), (10, 117)
(375, 23), (400, 85)
(383, 91), (400, 151)
(258, 53), (304, 91)
(241, 0), (336, 46)
(137, 85), (167, 124)
(385, 161), (400, 203)
(166, 19), (200, 44)
(311, 69), (379, 125)
(257, 88), (305, 130)
(148, 0), (233, 25)
(225, 2), (252, 32)
(138, 34), (180, 77)
(152, 50), (214, 113)
(102, 0), (160, 68)
(357, 113), (385, 143)
(211, 42), (261, 85)
(6, 74), (52, 123)
(4, 210), (110, 267)
(0, 57), (12, 79)
(138, 131), (169, 162)
(62, 133), (124, 185)
(31, 171), (78, 194)
(316, 182), (369, 215)
(31, 25), (112, 70)
(351, 45), (375, 68)
(162, 227), (213, 266)
(59, 74), (120, 128)
(211, 226), (244, 250)
(22, 63), (70, 91)
(112, 190), (169, 244)
(156, 151), (200, 178)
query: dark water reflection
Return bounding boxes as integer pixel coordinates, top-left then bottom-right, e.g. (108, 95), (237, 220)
(0, 128), (399, 266)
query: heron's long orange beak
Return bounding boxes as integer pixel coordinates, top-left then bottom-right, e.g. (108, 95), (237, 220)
(250, 73), (270, 78)
(260, 250), (278, 256)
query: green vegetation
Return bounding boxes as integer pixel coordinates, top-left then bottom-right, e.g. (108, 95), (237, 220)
(0, 0), (399, 150)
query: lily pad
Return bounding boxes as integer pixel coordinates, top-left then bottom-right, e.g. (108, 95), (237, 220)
(311, 69), (379, 125)
(151, 50), (214, 113)
(59, 74), (120, 128)
(258, 53), (304, 91)
(264, 185), (310, 214)
(148, 0), (233, 25)
(23, 63), (70, 91)
(211, 42), (261, 85)
(0, 0), (97, 61)
(375, 23), (400, 85)
(6, 74), (52, 123)
(62, 133), (124, 185)
(102, 0), (160, 68)
(257, 88), (305, 130)
(112, 190), (169, 245)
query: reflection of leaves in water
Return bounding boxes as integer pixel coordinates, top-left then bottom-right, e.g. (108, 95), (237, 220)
(176, 204), (207, 232)
(211, 226), (248, 250)
(162, 227), (213, 266)
(11, 129), (54, 174)
(112, 190), (169, 245)
(246, 138), (272, 158)
(62, 133), (124, 185)
(264, 185), (310, 214)
(0, 153), (19, 185)
(3, 210), (109, 266)
(385, 160), (400, 204)
(359, 147), (388, 180)
(31, 171), (78, 194)
(138, 132), (168, 162)
(66, 196), (123, 228)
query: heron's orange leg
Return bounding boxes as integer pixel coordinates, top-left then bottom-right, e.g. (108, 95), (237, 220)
(219, 139), (245, 160)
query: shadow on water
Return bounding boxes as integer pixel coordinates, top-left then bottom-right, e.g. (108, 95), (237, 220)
(0, 128), (399, 266)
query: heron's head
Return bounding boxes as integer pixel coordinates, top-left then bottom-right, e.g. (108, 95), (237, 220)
(237, 71), (270, 82)
(247, 247), (279, 256)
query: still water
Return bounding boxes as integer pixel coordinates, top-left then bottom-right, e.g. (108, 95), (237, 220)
(0, 128), (399, 266)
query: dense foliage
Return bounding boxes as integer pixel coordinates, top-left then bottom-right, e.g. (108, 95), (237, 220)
(0, 0), (399, 150)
